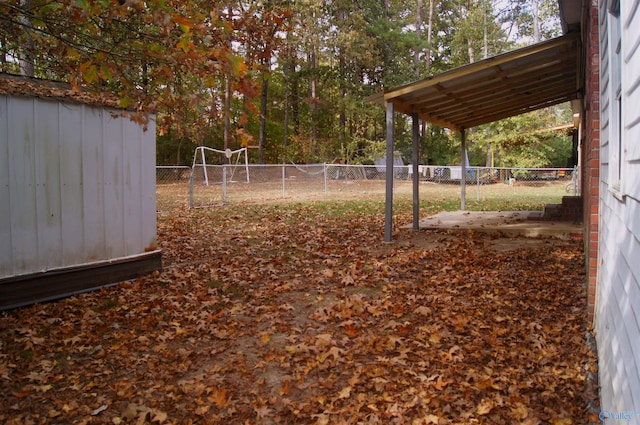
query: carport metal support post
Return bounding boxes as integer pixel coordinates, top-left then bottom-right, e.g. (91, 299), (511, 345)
(412, 113), (420, 230)
(461, 128), (467, 211)
(384, 102), (394, 242)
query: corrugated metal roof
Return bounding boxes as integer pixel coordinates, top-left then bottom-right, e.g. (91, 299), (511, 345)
(558, 0), (583, 33)
(374, 33), (581, 130)
(0, 73), (123, 109)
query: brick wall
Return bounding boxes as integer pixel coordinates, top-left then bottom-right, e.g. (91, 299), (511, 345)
(582, 3), (600, 324)
(541, 196), (583, 221)
(561, 196), (583, 221)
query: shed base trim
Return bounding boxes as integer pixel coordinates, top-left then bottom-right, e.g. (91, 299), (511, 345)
(0, 250), (162, 310)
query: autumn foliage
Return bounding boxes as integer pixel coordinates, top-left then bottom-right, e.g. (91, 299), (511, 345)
(0, 203), (598, 424)
(1, 0), (290, 141)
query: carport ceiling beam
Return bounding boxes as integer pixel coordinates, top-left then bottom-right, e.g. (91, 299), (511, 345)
(379, 32), (580, 130)
(444, 84), (578, 122)
(392, 99), (460, 130)
(411, 64), (576, 114)
(383, 33), (579, 101)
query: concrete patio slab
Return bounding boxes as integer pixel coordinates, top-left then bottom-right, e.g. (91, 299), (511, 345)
(407, 210), (583, 239)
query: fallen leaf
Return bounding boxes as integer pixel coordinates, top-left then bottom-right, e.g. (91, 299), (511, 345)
(122, 403), (144, 420)
(338, 386), (351, 399)
(344, 324), (359, 337)
(476, 398), (494, 415)
(208, 387), (228, 409)
(254, 404), (271, 419)
(91, 404), (108, 416)
(550, 418), (573, 425)
(423, 413), (440, 424)
(510, 402), (529, 420)
(315, 333), (333, 348)
(313, 413), (330, 425)
(414, 306), (432, 316)
(278, 379), (291, 396)
(151, 409), (168, 423)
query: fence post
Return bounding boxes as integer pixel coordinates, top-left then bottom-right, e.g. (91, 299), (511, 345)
(282, 165), (286, 198)
(222, 166), (227, 204)
(324, 163), (328, 193)
(460, 129), (467, 211)
(476, 167), (480, 201)
(188, 166), (194, 208)
(384, 102), (395, 242)
(412, 113), (420, 230)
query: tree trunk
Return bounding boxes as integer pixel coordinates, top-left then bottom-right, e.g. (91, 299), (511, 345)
(292, 58), (300, 137)
(533, 0), (540, 43)
(338, 57), (346, 147)
(223, 77), (231, 151)
(309, 36), (318, 156)
(259, 75), (268, 164)
(283, 45), (290, 153)
(414, 0), (423, 78)
(425, 0), (434, 71)
(339, 85), (346, 147)
(19, 0), (34, 77)
(421, 0), (434, 144)
(223, 3), (233, 151)
(1, 33), (6, 72)
(483, 0), (488, 58)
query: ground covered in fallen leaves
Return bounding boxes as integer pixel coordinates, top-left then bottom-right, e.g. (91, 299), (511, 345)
(1, 201), (599, 424)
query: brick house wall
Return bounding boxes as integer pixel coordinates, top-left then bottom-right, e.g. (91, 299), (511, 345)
(582, 2), (599, 324)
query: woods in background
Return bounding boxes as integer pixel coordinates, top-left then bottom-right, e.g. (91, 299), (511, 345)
(2, 0), (570, 167)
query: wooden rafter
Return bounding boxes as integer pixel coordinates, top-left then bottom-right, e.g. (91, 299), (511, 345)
(375, 32), (581, 130)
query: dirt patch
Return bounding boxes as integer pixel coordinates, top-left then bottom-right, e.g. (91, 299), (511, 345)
(486, 237), (554, 252)
(377, 225), (568, 255)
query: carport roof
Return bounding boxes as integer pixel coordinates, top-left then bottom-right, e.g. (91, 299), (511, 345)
(372, 32), (581, 131)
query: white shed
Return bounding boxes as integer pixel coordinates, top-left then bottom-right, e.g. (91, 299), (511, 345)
(0, 74), (161, 310)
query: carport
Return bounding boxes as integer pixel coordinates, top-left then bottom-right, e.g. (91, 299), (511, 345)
(372, 32), (582, 242)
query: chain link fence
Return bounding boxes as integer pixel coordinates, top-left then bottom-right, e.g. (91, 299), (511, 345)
(156, 166), (191, 212)
(156, 164), (579, 212)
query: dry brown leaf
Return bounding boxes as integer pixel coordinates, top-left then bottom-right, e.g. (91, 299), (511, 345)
(476, 398), (495, 415)
(550, 418), (573, 425)
(208, 387), (228, 409)
(338, 386), (352, 399)
(151, 409), (168, 423)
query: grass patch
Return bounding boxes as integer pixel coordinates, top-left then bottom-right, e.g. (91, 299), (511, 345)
(159, 178), (568, 213)
(20, 349), (34, 362)
(96, 298), (119, 311)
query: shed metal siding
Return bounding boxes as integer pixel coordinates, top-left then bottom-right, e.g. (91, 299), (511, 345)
(103, 112), (125, 259)
(596, 0), (640, 416)
(82, 106), (107, 262)
(0, 96), (11, 276)
(35, 99), (63, 271)
(59, 102), (85, 265)
(0, 94), (156, 280)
